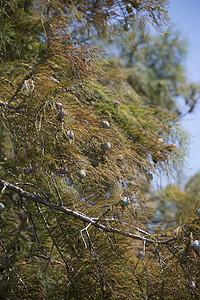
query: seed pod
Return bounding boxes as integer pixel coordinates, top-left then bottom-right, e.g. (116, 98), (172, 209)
(24, 168), (31, 175)
(101, 142), (111, 150)
(126, 3), (133, 13)
(102, 121), (110, 129)
(56, 102), (63, 109)
(58, 110), (66, 121)
(121, 196), (131, 206)
(91, 159), (99, 168)
(124, 23), (130, 31)
(67, 131), (74, 140)
(78, 169), (86, 179)
(132, 0), (140, 9)
(0, 203), (5, 212)
(60, 167), (68, 174)
(193, 240), (200, 252)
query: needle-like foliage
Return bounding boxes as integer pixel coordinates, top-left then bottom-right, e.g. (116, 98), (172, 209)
(0, 1), (199, 299)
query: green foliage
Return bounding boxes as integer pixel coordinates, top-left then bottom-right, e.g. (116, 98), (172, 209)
(0, 0), (199, 299)
(96, 20), (200, 114)
(148, 171), (200, 228)
(125, 30), (190, 113)
(0, 0), (46, 62)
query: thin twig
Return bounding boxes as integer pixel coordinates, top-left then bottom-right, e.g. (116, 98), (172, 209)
(43, 243), (54, 272)
(0, 238), (29, 299)
(85, 228), (106, 299)
(0, 100), (22, 112)
(52, 177), (63, 206)
(35, 202), (71, 273)
(80, 223), (92, 248)
(0, 178), (175, 245)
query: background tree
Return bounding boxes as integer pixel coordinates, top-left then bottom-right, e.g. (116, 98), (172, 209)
(92, 19), (200, 114)
(0, 1), (199, 299)
(147, 171), (200, 227)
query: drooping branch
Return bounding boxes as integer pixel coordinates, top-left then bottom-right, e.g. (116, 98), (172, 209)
(35, 202), (71, 273)
(0, 178), (174, 245)
(0, 238), (29, 299)
(7, 55), (51, 105)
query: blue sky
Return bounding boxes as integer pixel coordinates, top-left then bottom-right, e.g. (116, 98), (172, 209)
(169, 0), (200, 183)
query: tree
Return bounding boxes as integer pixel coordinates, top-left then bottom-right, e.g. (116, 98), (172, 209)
(0, 1), (199, 299)
(148, 171), (200, 227)
(93, 20), (200, 114)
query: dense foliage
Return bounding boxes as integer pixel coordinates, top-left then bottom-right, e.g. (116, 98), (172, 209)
(0, 1), (199, 299)
(93, 20), (200, 114)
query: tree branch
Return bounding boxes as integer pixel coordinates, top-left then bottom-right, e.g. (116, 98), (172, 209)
(0, 178), (174, 244)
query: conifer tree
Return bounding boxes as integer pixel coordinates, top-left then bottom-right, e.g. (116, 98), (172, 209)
(94, 21), (200, 114)
(0, 1), (199, 299)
